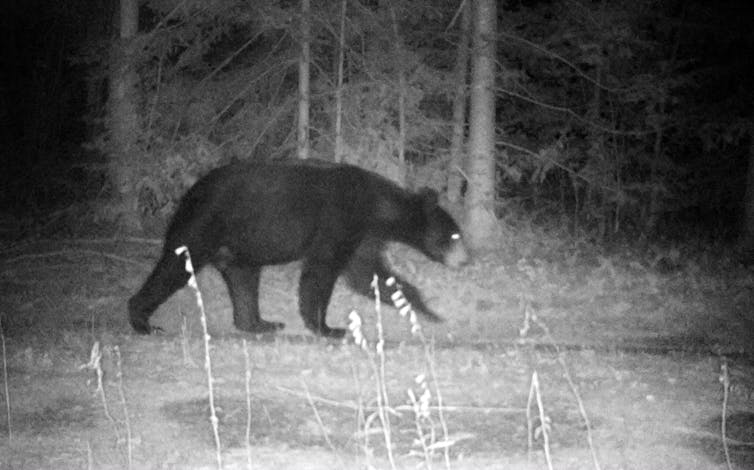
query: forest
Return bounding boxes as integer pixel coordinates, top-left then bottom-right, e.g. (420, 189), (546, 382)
(1, 0), (752, 247)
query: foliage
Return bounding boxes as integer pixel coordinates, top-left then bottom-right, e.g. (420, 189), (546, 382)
(134, 135), (223, 219)
(98, 0), (463, 218)
(494, 0), (752, 238)
(84, 0), (752, 238)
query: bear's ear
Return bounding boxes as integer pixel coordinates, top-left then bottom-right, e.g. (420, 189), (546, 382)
(417, 188), (439, 207)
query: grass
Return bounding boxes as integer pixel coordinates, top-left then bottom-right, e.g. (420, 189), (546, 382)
(2, 315), (748, 469)
(121, 248), (480, 468)
(1, 237), (752, 469)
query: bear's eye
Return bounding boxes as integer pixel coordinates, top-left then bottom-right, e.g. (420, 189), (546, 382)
(451, 233), (461, 240)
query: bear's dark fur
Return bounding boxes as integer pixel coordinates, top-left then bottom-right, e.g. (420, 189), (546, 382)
(128, 159), (469, 338)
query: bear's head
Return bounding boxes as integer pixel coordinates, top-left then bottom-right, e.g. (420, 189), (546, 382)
(416, 189), (470, 269)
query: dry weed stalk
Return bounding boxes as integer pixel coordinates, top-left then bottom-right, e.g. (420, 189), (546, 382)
(371, 276), (397, 470)
(242, 339), (253, 470)
(719, 359), (733, 470)
(176, 246), (223, 470)
(386, 276), (452, 469)
(521, 299), (602, 470)
(80, 342), (137, 467)
(526, 371), (553, 470)
(407, 374), (434, 469)
(113, 346), (133, 470)
(0, 314), (10, 442)
(348, 275), (456, 470)
(348, 307), (397, 470)
(80, 341), (122, 444)
(85, 439), (93, 470)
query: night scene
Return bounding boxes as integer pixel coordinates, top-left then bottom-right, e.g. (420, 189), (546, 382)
(1, 0), (753, 468)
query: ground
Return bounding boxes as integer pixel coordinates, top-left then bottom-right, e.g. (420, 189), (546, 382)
(0, 230), (753, 469)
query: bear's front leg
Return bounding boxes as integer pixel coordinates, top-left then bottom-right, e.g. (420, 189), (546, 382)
(299, 261), (346, 339)
(218, 263), (285, 334)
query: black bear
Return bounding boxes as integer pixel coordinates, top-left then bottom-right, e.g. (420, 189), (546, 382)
(128, 159), (469, 338)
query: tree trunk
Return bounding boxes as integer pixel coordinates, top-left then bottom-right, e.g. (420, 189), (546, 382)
(333, 0), (347, 163)
(109, 0), (141, 231)
(463, 0), (499, 250)
(389, 4), (406, 171)
(297, 0), (311, 160)
(447, 0), (471, 204)
(742, 126), (754, 259)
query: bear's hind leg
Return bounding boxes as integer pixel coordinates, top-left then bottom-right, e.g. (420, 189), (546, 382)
(218, 263), (285, 334)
